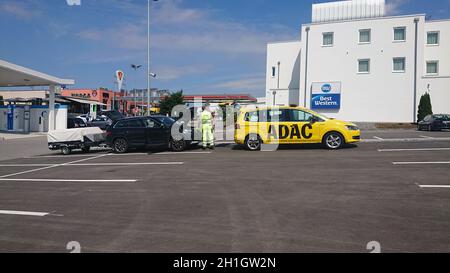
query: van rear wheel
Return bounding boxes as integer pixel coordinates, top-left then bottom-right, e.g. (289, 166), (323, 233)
(245, 134), (262, 151)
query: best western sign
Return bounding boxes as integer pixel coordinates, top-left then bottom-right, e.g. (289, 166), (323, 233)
(311, 82), (341, 110)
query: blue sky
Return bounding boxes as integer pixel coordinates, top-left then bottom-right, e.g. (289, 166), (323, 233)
(1, 0), (449, 97)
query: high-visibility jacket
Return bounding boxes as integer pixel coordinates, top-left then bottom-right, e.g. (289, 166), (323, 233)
(201, 110), (212, 125)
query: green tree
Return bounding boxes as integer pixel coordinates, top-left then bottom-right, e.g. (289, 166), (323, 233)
(159, 91), (185, 115)
(417, 92), (433, 122)
(0, 95), (3, 106)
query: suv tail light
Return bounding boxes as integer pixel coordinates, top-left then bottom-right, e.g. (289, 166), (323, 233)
(106, 131), (113, 137)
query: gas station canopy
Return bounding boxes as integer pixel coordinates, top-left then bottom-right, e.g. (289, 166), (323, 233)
(0, 59), (75, 131)
(0, 59), (74, 87)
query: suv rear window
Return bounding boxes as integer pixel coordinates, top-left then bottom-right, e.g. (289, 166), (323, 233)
(115, 119), (144, 128)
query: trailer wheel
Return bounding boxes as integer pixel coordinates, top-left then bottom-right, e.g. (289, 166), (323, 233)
(81, 146), (91, 153)
(61, 146), (71, 155)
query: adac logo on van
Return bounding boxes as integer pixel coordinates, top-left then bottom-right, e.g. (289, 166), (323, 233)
(268, 124), (313, 140)
(321, 84), (332, 93)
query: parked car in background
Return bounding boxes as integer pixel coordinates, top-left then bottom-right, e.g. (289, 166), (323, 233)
(99, 110), (124, 122)
(418, 114), (450, 131)
(67, 117), (87, 129)
(76, 114), (90, 124)
(86, 111), (125, 130)
(87, 115), (112, 130)
(106, 116), (191, 153)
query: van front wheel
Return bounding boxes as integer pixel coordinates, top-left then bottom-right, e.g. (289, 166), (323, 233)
(323, 132), (344, 150)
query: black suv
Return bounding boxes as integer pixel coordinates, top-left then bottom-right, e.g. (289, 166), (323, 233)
(106, 116), (191, 153)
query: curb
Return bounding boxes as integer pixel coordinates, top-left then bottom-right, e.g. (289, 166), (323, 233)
(361, 137), (450, 143)
(0, 135), (45, 141)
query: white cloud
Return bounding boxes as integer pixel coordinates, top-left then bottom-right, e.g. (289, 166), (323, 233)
(385, 0), (410, 15)
(208, 75), (265, 92)
(155, 65), (212, 81)
(78, 23), (147, 50)
(77, 0), (296, 55)
(0, 0), (41, 20)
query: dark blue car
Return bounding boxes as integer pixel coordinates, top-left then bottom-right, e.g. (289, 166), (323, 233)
(418, 114), (450, 131)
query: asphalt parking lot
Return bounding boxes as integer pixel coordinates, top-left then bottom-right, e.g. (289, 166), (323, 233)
(0, 129), (449, 253)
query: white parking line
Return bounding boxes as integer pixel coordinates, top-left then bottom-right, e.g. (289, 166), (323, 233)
(420, 135), (435, 139)
(0, 165), (66, 179)
(0, 178), (136, 183)
(70, 162), (184, 166)
(378, 148), (450, 152)
(27, 154), (105, 158)
(393, 161), (450, 165)
(0, 210), (49, 217)
(154, 152), (212, 155)
(372, 136), (384, 140)
(0, 162), (183, 167)
(0, 154), (108, 178)
(362, 137), (450, 143)
(418, 185), (450, 188)
(110, 151), (212, 156)
(0, 164), (54, 167)
(215, 141), (235, 144)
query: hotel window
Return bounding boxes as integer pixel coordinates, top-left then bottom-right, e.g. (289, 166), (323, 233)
(358, 59), (370, 73)
(359, 29), (371, 43)
(271, 66), (276, 77)
(394, 27), (406, 41)
(322, 32), (334, 46)
(427, 32), (439, 45)
(393, 58), (406, 72)
(426, 61), (439, 74)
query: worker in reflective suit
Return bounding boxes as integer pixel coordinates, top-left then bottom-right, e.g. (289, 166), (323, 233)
(201, 105), (214, 150)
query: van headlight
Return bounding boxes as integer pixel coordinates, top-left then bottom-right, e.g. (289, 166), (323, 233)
(346, 125), (359, 131)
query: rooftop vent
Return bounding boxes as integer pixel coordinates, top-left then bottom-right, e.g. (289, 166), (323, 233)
(312, 0), (385, 23)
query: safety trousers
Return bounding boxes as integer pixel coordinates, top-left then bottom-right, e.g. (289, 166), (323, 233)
(202, 124), (214, 147)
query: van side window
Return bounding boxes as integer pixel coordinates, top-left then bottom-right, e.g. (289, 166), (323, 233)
(267, 109), (289, 122)
(290, 110), (314, 122)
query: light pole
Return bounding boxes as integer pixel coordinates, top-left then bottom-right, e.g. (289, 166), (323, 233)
(148, 0), (158, 116)
(131, 64), (142, 116)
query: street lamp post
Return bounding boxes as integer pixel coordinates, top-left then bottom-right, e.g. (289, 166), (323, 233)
(148, 0), (158, 116)
(131, 64), (142, 116)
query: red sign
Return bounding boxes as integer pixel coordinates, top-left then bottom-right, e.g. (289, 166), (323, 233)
(116, 71), (124, 81)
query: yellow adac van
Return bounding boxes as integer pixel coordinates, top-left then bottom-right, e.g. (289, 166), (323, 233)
(234, 106), (361, 150)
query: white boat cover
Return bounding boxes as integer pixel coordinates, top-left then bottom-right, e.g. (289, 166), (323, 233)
(47, 127), (105, 143)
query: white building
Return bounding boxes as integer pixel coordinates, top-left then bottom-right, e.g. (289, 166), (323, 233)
(266, 0), (450, 122)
